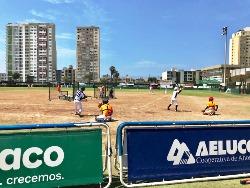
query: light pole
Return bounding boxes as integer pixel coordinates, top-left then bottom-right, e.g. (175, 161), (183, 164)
(222, 26), (228, 87)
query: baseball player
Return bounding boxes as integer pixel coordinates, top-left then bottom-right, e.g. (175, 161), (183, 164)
(74, 87), (87, 116)
(56, 83), (61, 93)
(96, 98), (113, 122)
(167, 87), (182, 112)
(202, 96), (218, 115)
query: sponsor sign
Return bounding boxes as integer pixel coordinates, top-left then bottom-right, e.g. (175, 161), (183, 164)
(0, 129), (102, 187)
(126, 126), (250, 182)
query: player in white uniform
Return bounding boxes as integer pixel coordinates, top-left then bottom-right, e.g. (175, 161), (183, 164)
(167, 87), (182, 112)
(74, 87), (87, 116)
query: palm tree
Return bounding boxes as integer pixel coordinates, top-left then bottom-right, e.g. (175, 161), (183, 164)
(26, 75), (34, 84)
(63, 76), (69, 84)
(113, 70), (120, 84)
(148, 77), (157, 83)
(12, 72), (21, 82)
(109, 66), (116, 82)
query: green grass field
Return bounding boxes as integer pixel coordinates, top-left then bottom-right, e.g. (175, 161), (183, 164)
(0, 86), (247, 97)
(115, 87), (249, 98)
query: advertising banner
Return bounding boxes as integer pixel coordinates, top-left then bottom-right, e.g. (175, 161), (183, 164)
(0, 129), (102, 187)
(126, 126), (250, 182)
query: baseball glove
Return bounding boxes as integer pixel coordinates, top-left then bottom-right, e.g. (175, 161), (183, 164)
(98, 102), (103, 108)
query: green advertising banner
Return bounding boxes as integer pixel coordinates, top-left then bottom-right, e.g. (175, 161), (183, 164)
(0, 129), (103, 187)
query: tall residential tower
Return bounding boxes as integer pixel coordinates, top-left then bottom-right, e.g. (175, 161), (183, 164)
(6, 23), (57, 82)
(76, 26), (100, 83)
(229, 27), (250, 67)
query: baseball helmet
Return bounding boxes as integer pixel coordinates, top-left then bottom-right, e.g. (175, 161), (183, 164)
(209, 96), (214, 101)
(102, 98), (109, 104)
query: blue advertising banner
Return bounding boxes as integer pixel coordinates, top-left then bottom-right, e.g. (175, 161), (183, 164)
(126, 126), (250, 182)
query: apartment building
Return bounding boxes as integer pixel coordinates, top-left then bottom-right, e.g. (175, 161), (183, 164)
(76, 26), (100, 83)
(6, 23), (57, 83)
(229, 27), (250, 67)
(61, 65), (75, 84)
(0, 73), (7, 81)
(162, 68), (201, 84)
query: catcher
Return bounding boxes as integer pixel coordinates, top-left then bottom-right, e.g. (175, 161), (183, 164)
(96, 98), (113, 122)
(202, 96), (218, 116)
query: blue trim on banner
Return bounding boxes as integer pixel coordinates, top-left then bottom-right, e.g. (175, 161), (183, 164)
(0, 123), (77, 130)
(117, 120), (250, 156)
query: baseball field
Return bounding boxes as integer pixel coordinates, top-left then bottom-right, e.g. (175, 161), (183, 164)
(0, 86), (250, 188)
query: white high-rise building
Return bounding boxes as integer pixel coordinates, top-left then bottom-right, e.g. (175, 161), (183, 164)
(6, 23), (57, 83)
(229, 27), (250, 67)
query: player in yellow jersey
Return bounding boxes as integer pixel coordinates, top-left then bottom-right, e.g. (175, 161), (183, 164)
(96, 98), (113, 122)
(202, 97), (218, 115)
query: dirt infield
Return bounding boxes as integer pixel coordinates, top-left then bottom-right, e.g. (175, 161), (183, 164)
(0, 87), (249, 187)
(0, 88), (250, 137)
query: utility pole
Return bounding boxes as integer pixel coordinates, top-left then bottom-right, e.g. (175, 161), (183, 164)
(222, 26), (228, 87)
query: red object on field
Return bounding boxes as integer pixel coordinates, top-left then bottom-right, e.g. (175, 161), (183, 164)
(56, 84), (61, 92)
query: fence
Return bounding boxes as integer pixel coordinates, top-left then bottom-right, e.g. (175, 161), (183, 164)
(2, 120), (250, 187)
(0, 122), (112, 188)
(116, 120), (250, 187)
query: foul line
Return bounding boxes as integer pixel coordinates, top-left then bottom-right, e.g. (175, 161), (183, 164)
(139, 95), (167, 109)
